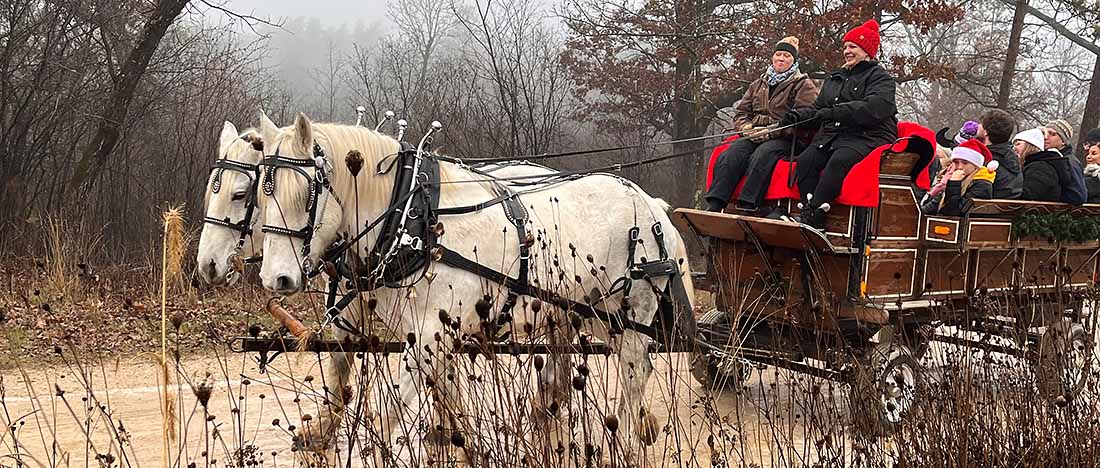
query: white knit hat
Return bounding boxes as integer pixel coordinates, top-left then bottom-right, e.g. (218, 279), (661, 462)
(1013, 128), (1046, 153)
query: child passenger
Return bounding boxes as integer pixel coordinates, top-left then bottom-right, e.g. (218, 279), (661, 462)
(1085, 144), (1100, 203)
(920, 139), (997, 216)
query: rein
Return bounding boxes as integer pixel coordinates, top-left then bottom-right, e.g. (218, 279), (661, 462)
(446, 120), (804, 164)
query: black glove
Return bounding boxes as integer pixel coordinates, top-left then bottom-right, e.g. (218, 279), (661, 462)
(814, 107), (833, 121)
(778, 111), (801, 127)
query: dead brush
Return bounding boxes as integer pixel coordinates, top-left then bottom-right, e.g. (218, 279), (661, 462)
(39, 214), (105, 303)
(888, 287), (1100, 467)
(4, 226), (1100, 468)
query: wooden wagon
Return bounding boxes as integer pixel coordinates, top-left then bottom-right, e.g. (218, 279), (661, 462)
(674, 133), (1096, 433)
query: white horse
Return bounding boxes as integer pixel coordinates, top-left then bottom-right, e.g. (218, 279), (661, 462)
(257, 113), (695, 465)
(197, 118), (274, 285)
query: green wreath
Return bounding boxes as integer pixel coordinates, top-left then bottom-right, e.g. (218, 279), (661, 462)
(1012, 212), (1100, 243)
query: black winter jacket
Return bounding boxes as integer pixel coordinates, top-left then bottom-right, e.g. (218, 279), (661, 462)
(1059, 144), (1075, 162)
(1022, 150), (1073, 202)
(920, 168), (996, 216)
(940, 178), (994, 216)
(1087, 177), (1100, 204)
(988, 141), (1022, 199)
(788, 60), (898, 156)
(1085, 164), (1100, 203)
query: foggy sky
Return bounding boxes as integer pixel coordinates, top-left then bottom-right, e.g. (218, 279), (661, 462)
(226, 0), (391, 27)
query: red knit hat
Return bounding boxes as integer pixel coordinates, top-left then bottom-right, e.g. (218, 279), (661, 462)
(842, 20), (881, 58)
(951, 138), (999, 172)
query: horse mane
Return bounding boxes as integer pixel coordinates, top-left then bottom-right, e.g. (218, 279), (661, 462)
(270, 122), (404, 214)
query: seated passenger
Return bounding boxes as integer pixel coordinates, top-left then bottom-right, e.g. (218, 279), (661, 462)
(1084, 144), (1100, 203)
(778, 20), (898, 229)
(920, 139), (997, 216)
(705, 36), (819, 212)
(915, 144), (951, 201)
(935, 120), (979, 149)
(976, 109), (1021, 199)
(1016, 128), (1086, 204)
(1083, 127), (1100, 154)
(1044, 119), (1076, 159)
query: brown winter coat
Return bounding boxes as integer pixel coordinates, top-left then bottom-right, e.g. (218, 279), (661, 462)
(732, 72), (819, 140)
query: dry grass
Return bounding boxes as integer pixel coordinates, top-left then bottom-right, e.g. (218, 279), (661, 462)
(40, 215), (104, 303)
(2, 218), (1099, 467)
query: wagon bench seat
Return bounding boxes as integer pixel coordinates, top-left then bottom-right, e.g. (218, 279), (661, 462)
(671, 208), (857, 255)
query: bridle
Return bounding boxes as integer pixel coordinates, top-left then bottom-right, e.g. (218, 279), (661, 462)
(203, 156), (262, 255)
(260, 141), (342, 275)
(257, 124), (442, 290)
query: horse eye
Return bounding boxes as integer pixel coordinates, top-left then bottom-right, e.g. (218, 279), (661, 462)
(231, 191), (247, 201)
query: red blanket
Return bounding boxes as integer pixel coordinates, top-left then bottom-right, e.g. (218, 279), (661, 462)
(704, 122), (935, 208)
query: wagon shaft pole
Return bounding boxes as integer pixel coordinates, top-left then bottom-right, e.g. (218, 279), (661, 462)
(231, 337), (643, 355)
(264, 298), (311, 341)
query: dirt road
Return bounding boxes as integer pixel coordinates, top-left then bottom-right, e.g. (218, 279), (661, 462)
(3, 331), (1087, 467)
(1, 347), (861, 467)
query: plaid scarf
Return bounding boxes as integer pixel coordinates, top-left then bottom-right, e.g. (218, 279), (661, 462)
(765, 63), (800, 87)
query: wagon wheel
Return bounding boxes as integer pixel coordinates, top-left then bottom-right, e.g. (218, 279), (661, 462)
(691, 309), (750, 390)
(848, 341), (923, 437)
(1034, 320), (1092, 402)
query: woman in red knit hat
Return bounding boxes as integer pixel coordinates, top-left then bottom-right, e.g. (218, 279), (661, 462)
(777, 19), (898, 229)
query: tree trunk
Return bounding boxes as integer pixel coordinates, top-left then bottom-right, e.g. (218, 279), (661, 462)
(997, 0), (1027, 108)
(672, 0), (704, 208)
(69, 0), (192, 192)
(1078, 53), (1100, 158)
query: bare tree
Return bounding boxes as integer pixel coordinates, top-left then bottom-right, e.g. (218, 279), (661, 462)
(0, 0), (273, 256)
(70, 0), (194, 193)
(309, 37), (347, 121)
(450, 0), (572, 158)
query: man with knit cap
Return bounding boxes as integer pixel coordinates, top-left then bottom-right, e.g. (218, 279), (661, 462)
(778, 19), (898, 229)
(1016, 127), (1087, 204)
(1044, 119), (1075, 159)
(705, 36), (819, 212)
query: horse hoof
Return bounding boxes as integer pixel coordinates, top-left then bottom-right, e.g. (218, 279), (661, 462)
(425, 426), (449, 446)
(293, 417), (337, 454)
(637, 411), (659, 446)
(293, 448), (332, 467)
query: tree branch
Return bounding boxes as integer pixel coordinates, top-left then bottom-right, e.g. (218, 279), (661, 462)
(995, 0), (1100, 55)
(196, 0), (284, 34)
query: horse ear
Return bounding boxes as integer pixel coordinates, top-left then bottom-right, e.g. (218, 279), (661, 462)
(219, 121), (239, 151)
(259, 112), (278, 133)
(259, 111), (279, 148)
(293, 112), (313, 151)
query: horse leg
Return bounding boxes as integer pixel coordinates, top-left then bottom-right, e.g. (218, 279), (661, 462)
(612, 328), (657, 466)
(381, 318), (457, 466)
(295, 302), (367, 455)
(532, 308), (576, 454)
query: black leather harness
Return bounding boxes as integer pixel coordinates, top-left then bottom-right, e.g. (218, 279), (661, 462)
(203, 158), (261, 252)
(264, 141), (696, 349)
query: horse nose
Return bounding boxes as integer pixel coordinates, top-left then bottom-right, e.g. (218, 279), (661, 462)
(275, 275), (297, 293)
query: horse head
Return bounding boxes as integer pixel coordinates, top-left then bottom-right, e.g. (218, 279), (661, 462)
(257, 112), (350, 294)
(196, 117), (271, 285)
